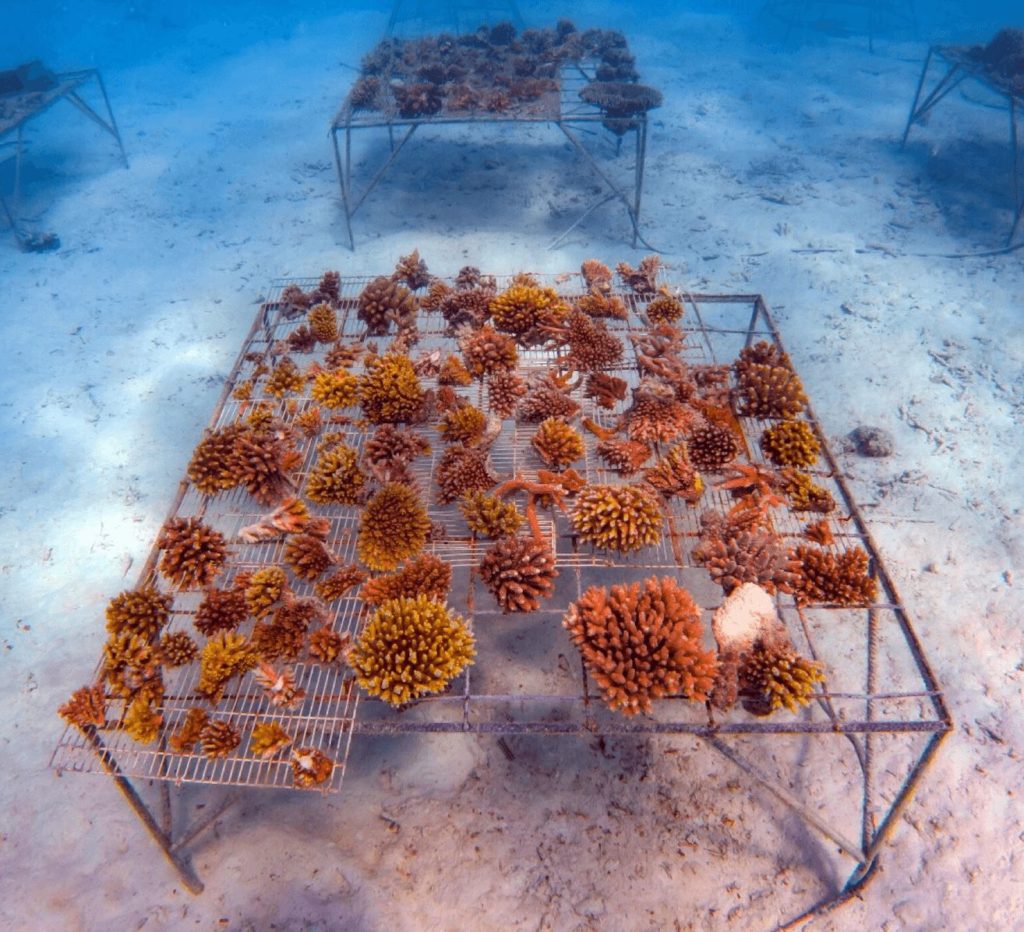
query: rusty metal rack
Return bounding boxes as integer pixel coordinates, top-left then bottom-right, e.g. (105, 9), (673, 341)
(902, 45), (1024, 246)
(330, 62), (653, 251)
(50, 273), (949, 922)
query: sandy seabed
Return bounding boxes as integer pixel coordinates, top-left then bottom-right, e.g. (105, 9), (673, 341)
(1, 2), (1022, 929)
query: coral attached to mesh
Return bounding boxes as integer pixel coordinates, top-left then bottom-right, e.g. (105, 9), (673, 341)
(357, 482), (431, 571)
(570, 484), (663, 553)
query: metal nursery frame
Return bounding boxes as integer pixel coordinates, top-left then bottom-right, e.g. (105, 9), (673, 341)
(0, 68), (128, 243)
(386, 0), (525, 36)
(902, 45), (1024, 245)
(330, 63), (652, 251)
(51, 274), (950, 924)
(759, 0), (917, 50)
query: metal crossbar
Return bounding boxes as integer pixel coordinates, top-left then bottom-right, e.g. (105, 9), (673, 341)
(50, 273), (949, 922)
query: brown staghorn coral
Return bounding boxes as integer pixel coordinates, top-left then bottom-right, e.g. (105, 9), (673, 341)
(532, 417), (584, 468)
(58, 684), (106, 729)
(734, 362), (807, 419)
(315, 564), (368, 602)
(254, 661), (306, 708)
(438, 404), (488, 445)
(159, 631), (199, 667)
(310, 368), (359, 409)
(308, 303), (339, 343)
(195, 585), (249, 635)
(105, 587), (172, 640)
(437, 354), (473, 386)
(517, 373), (581, 423)
(620, 382), (700, 444)
(168, 707), (208, 753)
(362, 424), (430, 483)
(229, 426), (300, 506)
(103, 632), (162, 699)
(460, 325), (517, 378)
(739, 640), (825, 715)
(558, 311), (623, 372)
(357, 482), (431, 571)
(645, 288), (685, 324)
(238, 496), (314, 543)
(359, 352), (426, 424)
(291, 747), (335, 787)
(459, 491), (523, 538)
(349, 595), (475, 705)
(570, 484), (663, 553)
(479, 535), (558, 613)
(200, 718), (241, 759)
(251, 618), (305, 662)
(692, 512), (799, 595)
(486, 369), (528, 419)
(436, 446), (498, 504)
(576, 291), (628, 320)
(286, 324), (317, 353)
(581, 258), (613, 294)
(791, 545), (877, 606)
(358, 276), (418, 336)
(308, 627), (351, 663)
(760, 419), (820, 468)
(361, 553), (452, 606)
(687, 423), (739, 472)
(124, 695), (163, 744)
(643, 445), (703, 502)
(782, 470), (836, 513)
(439, 286), (495, 332)
(734, 340), (792, 377)
(187, 424), (247, 494)
(584, 372), (628, 409)
(563, 577), (717, 715)
(392, 249), (431, 290)
(305, 444), (367, 505)
(198, 632), (259, 702)
(265, 357), (307, 397)
(250, 721), (293, 758)
(157, 517), (228, 589)
(489, 282), (568, 347)
(596, 438), (651, 476)
(393, 81), (444, 117)
(284, 533), (336, 581)
(616, 255), (660, 295)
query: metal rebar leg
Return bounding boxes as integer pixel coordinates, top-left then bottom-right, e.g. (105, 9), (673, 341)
(901, 50), (966, 147)
(331, 127), (356, 251)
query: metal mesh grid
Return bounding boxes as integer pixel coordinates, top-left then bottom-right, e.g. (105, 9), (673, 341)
(51, 273), (947, 800)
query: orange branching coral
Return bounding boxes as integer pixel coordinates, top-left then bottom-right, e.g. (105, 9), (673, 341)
(489, 282), (569, 347)
(103, 632), (162, 699)
(803, 519), (834, 547)
(157, 517), (228, 589)
(559, 311), (623, 372)
(570, 484), (663, 553)
(358, 276), (418, 336)
(58, 684), (106, 729)
(230, 426), (300, 506)
(168, 707), (208, 753)
(254, 661), (306, 708)
(438, 286), (495, 332)
(357, 483), (431, 571)
(620, 381), (701, 444)
(349, 595), (475, 706)
(291, 747), (335, 787)
(246, 403), (275, 429)
(734, 363), (807, 419)
(315, 564), (368, 602)
(245, 567), (289, 619)
(324, 341), (364, 369)
(596, 438), (651, 476)
(532, 417), (584, 469)
(782, 470), (836, 513)
(486, 369), (528, 419)
(362, 424), (430, 483)
(159, 631), (199, 667)
(284, 533), (336, 581)
(238, 497), (314, 543)
(581, 258), (613, 294)
(479, 535), (558, 613)
(436, 446), (498, 504)
(361, 553), (452, 606)
(584, 371), (628, 409)
(693, 512), (799, 595)
(305, 444), (367, 505)
(195, 586), (249, 636)
(576, 291), (628, 320)
(616, 255), (660, 295)
(308, 303), (339, 344)
(563, 577), (718, 715)
(688, 423), (739, 472)
(517, 373), (581, 423)
(105, 587), (172, 640)
(438, 404), (488, 445)
(359, 352), (426, 424)
(643, 445), (703, 503)
(124, 695), (163, 744)
(760, 419), (820, 468)
(459, 491), (523, 538)
(460, 325), (518, 379)
(645, 288), (685, 324)
(265, 357), (306, 397)
(392, 249), (431, 290)
(310, 368), (359, 409)
(791, 545), (877, 606)
(286, 325), (317, 354)
(421, 279), (452, 311)
(200, 718), (241, 759)
(187, 424), (247, 495)
(435, 385), (463, 413)
(437, 354), (473, 386)
(308, 627), (351, 663)
(197, 632), (259, 702)
(739, 640), (825, 714)
(249, 721), (293, 758)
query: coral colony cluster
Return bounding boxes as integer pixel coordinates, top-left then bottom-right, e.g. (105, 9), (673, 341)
(61, 253), (883, 780)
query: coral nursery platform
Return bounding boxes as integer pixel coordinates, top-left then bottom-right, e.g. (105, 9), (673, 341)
(50, 262), (949, 910)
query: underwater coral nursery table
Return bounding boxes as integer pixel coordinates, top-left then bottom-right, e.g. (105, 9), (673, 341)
(51, 259), (949, 916)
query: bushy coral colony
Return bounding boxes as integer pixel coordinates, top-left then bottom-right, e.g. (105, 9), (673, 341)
(61, 253), (888, 786)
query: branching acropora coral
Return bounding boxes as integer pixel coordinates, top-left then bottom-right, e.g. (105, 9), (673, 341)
(459, 491), (523, 538)
(358, 276), (418, 336)
(265, 357), (306, 397)
(437, 354), (473, 386)
(486, 369), (528, 419)
(692, 513), (799, 595)
(687, 423), (739, 472)
(361, 553), (453, 606)
(531, 417), (585, 469)
(157, 517), (228, 589)
(105, 587), (172, 640)
(517, 373), (581, 423)
(644, 445), (703, 503)
(489, 282), (568, 346)
(244, 567), (290, 619)
(229, 427), (300, 506)
(195, 585), (249, 635)
(563, 576), (718, 715)
(584, 372), (628, 409)
(359, 352), (426, 424)
(357, 483), (431, 571)
(291, 747), (335, 787)
(348, 595), (475, 706)
(315, 564), (368, 602)
(238, 496), (317, 543)
(305, 444), (367, 505)
(168, 707), (208, 753)
(596, 438), (651, 476)
(438, 404), (488, 444)
(581, 258), (614, 294)
(159, 631), (199, 667)
(760, 419), (820, 468)
(435, 446), (498, 504)
(739, 640), (825, 714)
(187, 424), (246, 494)
(570, 484), (663, 553)
(620, 383), (699, 443)
(250, 721), (293, 758)
(791, 545), (878, 606)
(103, 633), (162, 699)
(393, 249), (431, 290)
(363, 424), (430, 483)
(460, 325), (518, 378)
(124, 695), (163, 744)
(479, 535), (558, 613)
(254, 661), (306, 708)
(58, 684), (106, 729)
(308, 303), (339, 343)
(734, 362), (807, 419)
(575, 291), (628, 320)
(200, 718), (241, 759)
(308, 627), (351, 663)
(198, 632), (259, 702)
(616, 255), (660, 295)
(645, 289), (684, 324)
(559, 311), (623, 371)
(782, 470), (836, 513)
(284, 533), (336, 581)
(310, 368), (359, 409)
